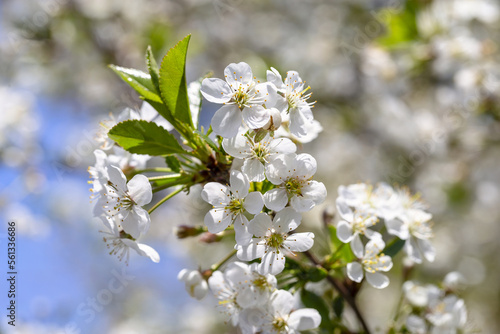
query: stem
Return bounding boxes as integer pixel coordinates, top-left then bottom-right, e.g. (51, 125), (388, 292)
(148, 187), (183, 215)
(148, 174), (182, 181)
(134, 168), (174, 174)
(303, 251), (371, 334)
(211, 249), (237, 271)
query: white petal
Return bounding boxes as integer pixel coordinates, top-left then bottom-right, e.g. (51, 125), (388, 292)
(336, 197), (354, 222)
(242, 105), (270, 129)
(289, 108), (310, 137)
(265, 154), (293, 185)
(201, 182), (230, 206)
(365, 237), (385, 255)
(269, 137), (296, 155)
(230, 170), (250, 198)
(243, 192), (264, 214)
(263, 188), (288, 212)
(122, 206), (150, 239)
(365, 272), (390, 289)
(347, 262), (364, 283)
(224, 62), (253, 87)
(266, 67), (284, 89)
(236, 241), (266, 261)
(283, 232), (314, 252)
(417, 238), (435, 262)
(270, 290), (294, 316)
(193, 281), (208, 300)
(336, 220), (354, 243)
(122, 239), (160, 263)
(201, 78), (232, 103)
(107, 165), (127, 191)
(248, 212), (273, 237)
(351, 234), (364, 258)
(406, 315), (427, 334)
(293, 153), (317, 179)
(204, 208), (232, 234)
(211, 105), (242, 138)
(290, 195), (315, 212)
(234, 214), (252, 246)
(177, 269), (189, 281)
(288, 309), (321, 331)
(385, 218), (409, 239)
(242, 158), (266, 182)
(258, 251), (285, 275)
(222, 133), (251, 159)
(405, 238), (423, 264)
(273, 207), (302, 233)
(300, 181), (327, 205)
(364, 229), (381, 240)
(127, 174), (153, 206)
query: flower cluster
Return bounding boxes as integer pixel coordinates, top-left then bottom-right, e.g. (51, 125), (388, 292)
(336, 183), (435, 288)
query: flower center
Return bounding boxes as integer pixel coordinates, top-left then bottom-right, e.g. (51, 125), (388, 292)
(252, 142), (269, 162)
(272, 317), (287, 332)
(362, 253), (389, 273)
(252, 275), (271, 291)
(227, 198), (245, 215)
(287, 86), (312, 111)
(266, 232), (284, 251)
(285, 177), (303, 196)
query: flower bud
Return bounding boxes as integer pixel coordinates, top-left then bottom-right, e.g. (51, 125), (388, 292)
(175, 225), (205, 239)
(199, 232), (223, 243)
(178, 269), (208, 300)
(263, 108), (282, 131)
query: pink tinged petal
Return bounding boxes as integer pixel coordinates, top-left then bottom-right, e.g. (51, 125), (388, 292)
(242, 158), (266, 182)
(201, 182), (230, 206)
(107, 165), (127, 191)
(283, 232), (314, 252)
(405, 238), (423, 264)
(288, 309), (321, 331)
(242, 105), (270, 129)
(244, 192), (264, 214)
(127, 174), (153, 206)
(222, 134), (251, 159)
(273, 207), (302, 233)
(211, 105), (242, 138)
(293, 153), (317, 179)
(200, 78), (232, 103)
(417, 238), (436, 262)
(230, 170), (250, 198)
(347, 262), (364, 283)
(336, 197), (354, 222)
(385, 218), (409, 239)
(270, 290), (295, 315)
(234, 214), (252, 246)
(351, 234), (364, 258)
(337, 220), (354, 243)
(236, 241), (266, 261)
(248, 213), (273, 237)
(224, 62), (253, 87)
(204, 208), (232, 234)
(263, 188), (288, 212)
(365, 272), (390, 289)
(290, 195), (315, 212)
(258, 250), (286, 275)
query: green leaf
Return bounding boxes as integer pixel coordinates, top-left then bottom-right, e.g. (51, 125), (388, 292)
(300, 289), (333, 330)
(383, 238), (406, 258)
(146, 46), (161, 93)
(109, 65), (162, 103)
(332, 296), (344, 318)
(159, 35), (194, 128)
(165, 156), (181, 173)
(108, 120), (186, 156)
(328, 225), (355, 262)
(307, 266), (328, 283)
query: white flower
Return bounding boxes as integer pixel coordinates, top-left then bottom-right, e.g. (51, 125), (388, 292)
(208, 270), (243, 326)
(338, 183), (398, 220)
(99, 216), (159, 264)
(266, 67), (315, 138)
(96, 108), (140, 150)
(264, 153), (326, 212)
(242, 290), (321, 334)
(406, 314), (427, 334)
(403, 281), (433, 307)
(443, 271), (466, 291)
(98, 165), (153, 239)
(385, 209), (435, 263)
(346, 237), (393, 289)
(236, 208), (314, 275)
(275, 119), (323, 144)
(88, 149), (110, 195)
(201, 62), (277, 138)
(178, 269), (208, 300)
(336, 197), (381, 258)
(107, 146), (151, 172)
(201, 170), (264, 245)
(224, 262), (277, 308)
(426, 295), (467, 334)
(223, 132), (296, 182)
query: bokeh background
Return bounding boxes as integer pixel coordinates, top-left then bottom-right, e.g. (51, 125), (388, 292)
(1, 0), (499, 333)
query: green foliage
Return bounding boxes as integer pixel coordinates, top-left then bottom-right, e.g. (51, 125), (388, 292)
(165, 156), (182, 173)
(109, 65), (162, 103)
(108, 120), (186, 156)
(375, 0), (422, 48)
(146, 46), (161, 93)
(332, 295), (344, 319)
(300, 289), (334, 331)
(159, 35), (194, 129)
(328, 225), (355, 263)
(383, 238), (406, 258)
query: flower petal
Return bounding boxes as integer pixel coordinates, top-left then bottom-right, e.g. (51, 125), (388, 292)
(204, 208), (232, 234)
(242, 158), (266, 182)
(107, 165), (127, 192)
(283, 232), (314, 252)
(211, 105), (242, 138)
(347, 262), (364, 283)
(230, 170), (250, 198)
(351, 234), (364, 258)
(366, 272), (390, 289)
(224, 62), (253, 87)
(127, 174), (153, 206)
(288, 309), (321, 331)
(273, 207), (302, 233)
(242, 105), (270, 129)
(336, 220), (354, 243)
(385, 218), (409, 239)
(234, 214), (252, 246)
(266, 67), (283, 89)
(122, 206), (150, 239)
(336, 197), (354, 222)
(290, 195), (315, 212)
(405, 237), (423, 264)
(258, 250), (285, 275)
(201, 182), (230, 206)
(201, 78), (232, 103)
(248, 213), (272, 237)
(417, 238), (435, 262)
(293, 153), (317, 179)
(263, 188), (288, 212)
(270, 290), (294, 316)
(244, 192), (264, 214)
(222, 133), (251, 159)
(236, 241), (265, 261)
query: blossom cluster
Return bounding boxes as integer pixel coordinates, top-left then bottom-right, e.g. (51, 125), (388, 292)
(336, 183), (435, 289)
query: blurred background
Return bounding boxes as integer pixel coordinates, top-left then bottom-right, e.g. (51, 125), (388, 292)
(0, 0), (499, 333)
